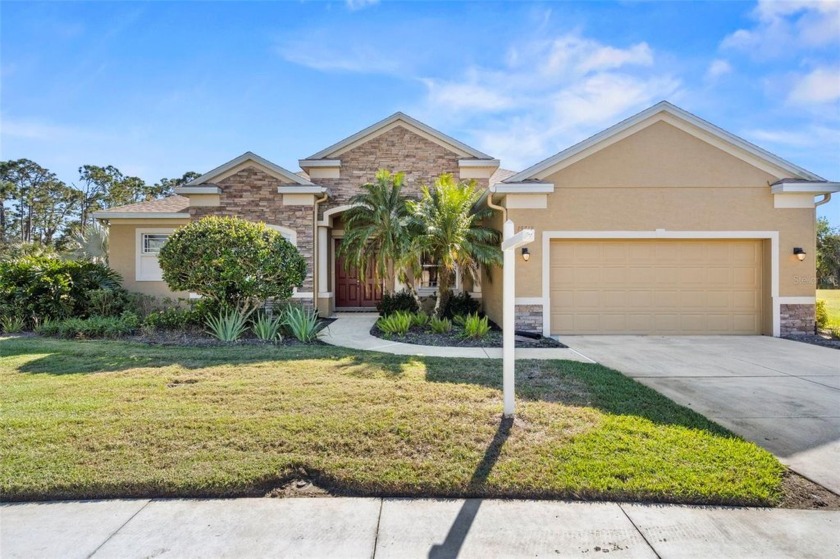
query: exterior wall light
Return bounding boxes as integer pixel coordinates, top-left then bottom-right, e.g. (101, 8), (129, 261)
(521, 247), (530, 262)
(793, 247), (806, 261)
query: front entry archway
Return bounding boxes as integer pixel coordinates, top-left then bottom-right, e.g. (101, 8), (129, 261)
(334, 239), (383, 309)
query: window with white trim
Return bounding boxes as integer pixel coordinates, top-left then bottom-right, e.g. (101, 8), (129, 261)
(141, 234), (169, 255)
(419, 254), (440, 289)
(136, 228), (174, 282)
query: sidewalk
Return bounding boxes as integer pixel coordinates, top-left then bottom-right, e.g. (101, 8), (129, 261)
(2, 497), (838, 558)
(319, 313), (594, 362)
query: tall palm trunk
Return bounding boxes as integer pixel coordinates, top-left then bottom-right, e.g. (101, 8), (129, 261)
(434, 267), (454, 318)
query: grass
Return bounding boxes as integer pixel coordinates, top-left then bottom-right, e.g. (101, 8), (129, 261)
(0, 336), (784, 505)
(817, 289), (840, 329)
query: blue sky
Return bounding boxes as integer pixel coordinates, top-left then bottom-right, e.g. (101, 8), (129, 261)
(2, 1), (839, 223)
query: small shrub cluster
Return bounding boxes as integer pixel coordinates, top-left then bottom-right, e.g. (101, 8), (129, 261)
(36, 312), (140, 339)
(377, 290), (419, 316)
(376, 310), (490, 340)
(143, 306), (202, 331)
(442, 291), (481, 319)
(815, 300), (828, 330)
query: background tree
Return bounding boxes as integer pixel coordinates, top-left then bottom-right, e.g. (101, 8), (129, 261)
(158, 216), (306, 314)
(152, 171), (201, 198)
(409, 174), (502, 317)
(817, 217), (840, 288)
(338, 169), (416, 289)
(0, 159), (57, 243)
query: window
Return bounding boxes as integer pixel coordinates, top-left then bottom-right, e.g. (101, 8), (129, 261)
(419, 254), (440, 289)
(136, 229), (174, 282)
(141, 234), (169, 255)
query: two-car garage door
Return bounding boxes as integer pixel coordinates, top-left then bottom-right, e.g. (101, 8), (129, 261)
(549, 239), (764, 335)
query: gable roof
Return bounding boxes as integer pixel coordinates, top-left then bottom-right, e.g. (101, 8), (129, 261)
(506, 101), (825, 184)
(186, 151), (316, 187)
(93, 195), (190, 219)
(303, 112), (495, 161)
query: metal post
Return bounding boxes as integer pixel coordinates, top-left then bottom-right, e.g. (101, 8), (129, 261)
(502, 219), (516, 418)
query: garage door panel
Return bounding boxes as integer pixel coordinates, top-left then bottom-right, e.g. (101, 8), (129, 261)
(549, 239), (763, 335)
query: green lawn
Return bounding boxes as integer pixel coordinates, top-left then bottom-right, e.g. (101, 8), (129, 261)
(817, 289), (840, 329)
(0, 337), (784, 505)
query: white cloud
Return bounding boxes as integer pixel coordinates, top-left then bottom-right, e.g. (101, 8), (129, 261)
(787, 66), (840, 105)
(345, 0), (379, 11)
(722, 0), (840, 57)
(414, 32), (679, 169)
(705, 59), (732, 81)
(277, 41), (402, 74)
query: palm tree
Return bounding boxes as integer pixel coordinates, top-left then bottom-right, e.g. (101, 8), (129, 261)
(68, 223), (109, 264)
(409, 174), (502, 317)
(339, 169), (417, 291)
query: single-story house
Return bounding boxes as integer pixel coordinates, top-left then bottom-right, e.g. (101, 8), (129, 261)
(94, 101), (838, 337)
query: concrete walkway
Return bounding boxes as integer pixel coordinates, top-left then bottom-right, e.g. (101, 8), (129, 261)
(319, 313), (594, 362)
(2, 497), (838, 558)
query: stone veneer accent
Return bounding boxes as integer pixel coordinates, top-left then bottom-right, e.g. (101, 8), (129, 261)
(780, 303), (816, 336)
(189, 167), (316, 293)
(316, 126), (489, 218)
(514, 304), (543, 333)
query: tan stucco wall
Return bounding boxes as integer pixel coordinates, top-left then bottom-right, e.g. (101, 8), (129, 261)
(108, 220), (188, 299)
(480, 208), (505, 327)
(508, 121), (817, 302)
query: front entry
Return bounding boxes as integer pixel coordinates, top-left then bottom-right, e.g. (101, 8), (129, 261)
(334, 239), (383, 308)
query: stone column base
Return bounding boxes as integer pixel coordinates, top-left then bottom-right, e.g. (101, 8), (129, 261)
(514, 304), (543, 334)
(780, 304), (816, 336)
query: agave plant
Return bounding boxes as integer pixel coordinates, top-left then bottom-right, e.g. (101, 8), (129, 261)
(252, 313), (283, 342)
(281, 305), (324, 342)
(206, 309), (250, 342)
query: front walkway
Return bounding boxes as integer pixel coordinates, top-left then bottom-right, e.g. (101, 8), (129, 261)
(319, 313), (594, 362)
(3, 497), (838, 559)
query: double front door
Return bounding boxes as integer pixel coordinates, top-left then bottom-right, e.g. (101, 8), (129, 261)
(334, 239), (383, 308)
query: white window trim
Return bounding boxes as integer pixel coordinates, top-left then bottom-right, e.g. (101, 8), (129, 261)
(541, 230), (780, 337)
(136, 228), (175, 282)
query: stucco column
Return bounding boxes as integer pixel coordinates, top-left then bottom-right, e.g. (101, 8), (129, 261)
(318, 226), (329, 295)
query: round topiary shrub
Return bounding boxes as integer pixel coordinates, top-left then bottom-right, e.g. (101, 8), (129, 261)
(158, 216), (306, 314)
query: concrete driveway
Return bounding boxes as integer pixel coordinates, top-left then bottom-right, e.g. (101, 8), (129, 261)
(559, 336), (840, 494)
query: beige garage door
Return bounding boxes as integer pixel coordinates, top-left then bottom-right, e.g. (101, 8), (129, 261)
(549, 239), (764, 335)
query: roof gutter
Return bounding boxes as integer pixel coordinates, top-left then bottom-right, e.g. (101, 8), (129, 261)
(486, 185), (506, 221)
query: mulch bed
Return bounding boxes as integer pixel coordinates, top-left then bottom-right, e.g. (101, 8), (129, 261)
(782, 332), (840, 350)
(370, 324), (566, 348)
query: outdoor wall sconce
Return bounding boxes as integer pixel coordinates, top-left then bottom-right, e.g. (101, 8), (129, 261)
(521, 247), (530, 262)
(793, 247), (806, 261)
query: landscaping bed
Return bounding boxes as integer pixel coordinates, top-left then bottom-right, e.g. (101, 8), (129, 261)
(370, 324), (565, 348)
(1, 336), (787, 506)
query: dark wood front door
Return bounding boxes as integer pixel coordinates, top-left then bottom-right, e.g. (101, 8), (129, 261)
(335, 239), (383, 308)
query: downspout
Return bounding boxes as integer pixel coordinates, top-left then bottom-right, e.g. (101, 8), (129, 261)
(816, 193), (832, 206)
(486, 185), (507, 221)
(313, 191), (328, 313)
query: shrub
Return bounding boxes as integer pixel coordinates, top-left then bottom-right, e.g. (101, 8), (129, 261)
(205, 309), (250, 342)
(452, 314), (467, 327)
(144, 306), (199, 331)
(48, 313), (139, 339)
(816, 300), (828, 330)
(33, 317), (58, 336)
(411, 311), (430, 328)
(281, 305), (324, 343)
(1, 315), (25, 334)
(252, 314), (283, 342)
(443, 291), (481, 319)
(159, 216), (306, 314)
(830, 326), (840, 340)
(0, 255), (126, 324)
(377, 290), (418, 316)
(461, 313), (490, 339)
(86, 288), (128, 317)
(377, 311), (412, 337)
(429, 316), (452, 334)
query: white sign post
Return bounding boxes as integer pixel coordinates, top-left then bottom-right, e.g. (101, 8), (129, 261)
(500, 220), (535, 418)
